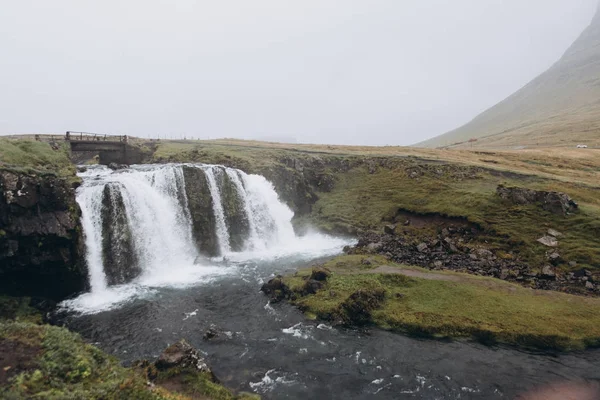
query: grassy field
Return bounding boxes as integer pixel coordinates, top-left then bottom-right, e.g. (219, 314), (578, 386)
(0, 137), (75, 178)
(281, 255), (600, 350)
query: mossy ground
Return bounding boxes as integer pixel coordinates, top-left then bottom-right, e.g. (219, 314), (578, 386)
(0, 138), (76, 178)
(0, 306), (258, 399)
(283, 255), (600, 351)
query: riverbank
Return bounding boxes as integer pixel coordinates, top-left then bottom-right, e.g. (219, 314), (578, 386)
(263, 255), (600, 351)
(0, 297), (259, 399)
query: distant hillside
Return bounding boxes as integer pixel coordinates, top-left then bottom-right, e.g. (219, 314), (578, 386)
(418, 6), (600, 149)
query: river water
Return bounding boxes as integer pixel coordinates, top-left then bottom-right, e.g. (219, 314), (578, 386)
(57, 164), (600, 399)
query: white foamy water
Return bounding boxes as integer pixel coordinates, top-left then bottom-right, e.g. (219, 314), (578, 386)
(62, 164), (353, 314)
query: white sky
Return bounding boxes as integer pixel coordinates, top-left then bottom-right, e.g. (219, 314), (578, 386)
(0, 0), (597, 145)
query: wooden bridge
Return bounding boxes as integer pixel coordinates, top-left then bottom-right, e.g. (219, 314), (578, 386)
(65, 131), (129, 153)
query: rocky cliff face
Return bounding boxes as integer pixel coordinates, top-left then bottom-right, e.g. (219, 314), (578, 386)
(0, 170), (87, 300)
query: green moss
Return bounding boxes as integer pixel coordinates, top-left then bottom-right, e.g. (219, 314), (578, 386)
(282, 255), (600, 351)
(0, 296), (42, 324)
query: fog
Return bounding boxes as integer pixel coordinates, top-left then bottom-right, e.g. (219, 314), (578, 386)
(0, 0), (596, 145)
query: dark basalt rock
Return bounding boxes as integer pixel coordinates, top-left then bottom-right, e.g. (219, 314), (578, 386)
(309, 266), (331, 282)
(496, 185), (578, 215)
(156, 339), (212, 374)
(261, 276), (293, 303)
(0, 170), (87, 300)
(216, 169), (250, 252)
(181, 166), (219, 257)
(100, 183), (141, 285)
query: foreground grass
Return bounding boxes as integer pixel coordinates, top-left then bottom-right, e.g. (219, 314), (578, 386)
(282, 255), (600, 351)
(0, 138), (75, 178)
(0, 318), (256, 399)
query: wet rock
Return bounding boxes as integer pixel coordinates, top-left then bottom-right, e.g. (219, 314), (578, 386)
(203, 324), (221, 341)
(156, 339), (213, 376)
(309, 266), (331, 282)
(547, 229), (563, 237)
(541, 265), (556, 280)
(76, 166), (88, 173)
(537, 236), (558, 247)
(340, 288), (386, 325)
(384, 224), (396, 235)
(261, 276), (292, 303)
(0, 170), (87, 300)
(108, 163), (128, 170)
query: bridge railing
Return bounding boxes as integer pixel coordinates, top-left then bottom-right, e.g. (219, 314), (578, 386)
(65, 131), (128, 143)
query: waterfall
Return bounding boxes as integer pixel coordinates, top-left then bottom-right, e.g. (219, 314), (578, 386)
(204, 166), (232, 255)
(76, 163), (302, 293)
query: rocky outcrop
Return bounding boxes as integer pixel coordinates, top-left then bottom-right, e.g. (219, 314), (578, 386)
(155, 339), (213, 376)
(182, 166), (219, 257)
(0, 170), (87, 300)
(100, 183), (141, 285)
(340, 288), (386, 326)
(496, 185), (578, 215)
(218, 171), (250, 252)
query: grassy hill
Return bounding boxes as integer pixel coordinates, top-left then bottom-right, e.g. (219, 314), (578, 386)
(418, 6), (600, 149)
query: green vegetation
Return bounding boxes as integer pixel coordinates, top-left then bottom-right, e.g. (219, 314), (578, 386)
(0, 318), (258, 399)
(308, 164), (600, 273)
(282, 255), (600, 350)
(0, 138), (76, 178)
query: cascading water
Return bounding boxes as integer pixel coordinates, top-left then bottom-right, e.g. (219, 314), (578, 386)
(65, 163), (349, 313)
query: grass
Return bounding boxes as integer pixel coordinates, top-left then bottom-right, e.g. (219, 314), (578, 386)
(309, 164), (600, 272)
(0, 320), (258, 399)
(0, 138), (76, 178)
(282, 255), (600, 350)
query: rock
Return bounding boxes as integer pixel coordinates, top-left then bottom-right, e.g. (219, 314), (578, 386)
(433, 260), (443, 269)
(203, 325), (220, 341)
(366, 242), (383, 253)
(541, 265), (556, 280)
(76, 166), (88, 173)
(384, 224), (396, 235)
(417, 243), (428, 253)
(155, 339), (213, 376)
(586, 281), (595, 290)
(548, 252), (561, 261)
(496, 185), (578, 215)
(302, 279), (324, 295)
(310, 266), (331, 281)
(500, 269), (510, 280)
(340, 288), (386, 325)
(0, 170), (87, 300)
(469, 253), (478, 260)
(474, 248), (494, 260)
(547, 229), (563, 237)
(261, 276), (292, 303)
(107, 163), (128, 170)
(441, 228), (450, 237)
(403, 219), (411, 226)
(569, 261), (578, 267)
(537, 236), (558, 247)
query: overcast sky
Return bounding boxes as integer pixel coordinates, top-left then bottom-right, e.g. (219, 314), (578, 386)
(0, 1), (597, 145)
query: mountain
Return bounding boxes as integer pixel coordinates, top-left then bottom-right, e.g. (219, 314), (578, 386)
(418, 6), (600, 149)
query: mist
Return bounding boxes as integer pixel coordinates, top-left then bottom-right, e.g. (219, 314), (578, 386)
(0, 0), (596, 145)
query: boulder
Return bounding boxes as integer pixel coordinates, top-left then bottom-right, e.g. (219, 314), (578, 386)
(384, 224), (396, 235)
(417, 243), (428, 252)
(302, 279), (324, 295)
(496, 185), (578, 215)
(261, 276), (292, 303)
(155, 339), (213, 377)
(366, 242), (383, 253)
(586, 281), (595, 290)
(541, 265), (556, 280)
(309, 266), (331, 282)
(547, 229), (563, 237)
(537, 236), (559, 247)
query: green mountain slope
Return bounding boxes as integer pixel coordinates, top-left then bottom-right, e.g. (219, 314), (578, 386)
(418, 6), (600, 148)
